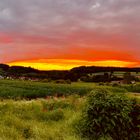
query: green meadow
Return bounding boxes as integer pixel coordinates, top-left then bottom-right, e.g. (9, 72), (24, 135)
(0, 80), (139, 139)
(0, 79), (133, 99)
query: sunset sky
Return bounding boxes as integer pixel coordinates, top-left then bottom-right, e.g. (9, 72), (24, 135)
(1, 0), (140, 70)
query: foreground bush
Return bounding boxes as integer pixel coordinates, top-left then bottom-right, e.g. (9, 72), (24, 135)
(75, 88), (140, 140)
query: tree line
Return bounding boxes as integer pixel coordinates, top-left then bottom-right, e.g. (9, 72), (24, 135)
(0, 64), (140, 82)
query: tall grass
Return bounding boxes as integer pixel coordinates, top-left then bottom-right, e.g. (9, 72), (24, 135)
(0, 96), (84, 140)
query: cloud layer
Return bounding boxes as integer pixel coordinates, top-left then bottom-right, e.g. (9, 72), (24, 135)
(0, 0), (140, 68)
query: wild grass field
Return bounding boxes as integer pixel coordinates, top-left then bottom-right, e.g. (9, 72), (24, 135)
(0, 96), (86, 140)
(0, 80), (139, 140)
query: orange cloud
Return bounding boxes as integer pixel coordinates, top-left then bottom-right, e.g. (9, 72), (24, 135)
(52, 46), (138, 62)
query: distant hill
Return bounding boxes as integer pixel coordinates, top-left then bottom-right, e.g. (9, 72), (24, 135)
(0, 64), (140, 81)
(70, 66), (140, 73)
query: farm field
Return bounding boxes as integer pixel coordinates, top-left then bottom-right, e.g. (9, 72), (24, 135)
(0, 79), (135, 99)
(0, 80), (139, 140)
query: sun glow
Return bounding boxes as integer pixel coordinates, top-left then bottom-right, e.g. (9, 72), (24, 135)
(7, 59), (139, 70)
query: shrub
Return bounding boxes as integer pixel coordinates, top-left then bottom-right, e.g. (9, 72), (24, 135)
(54, 79), (68, 84)
(98, 82), (104, 86)
(65, 79), (71, 84)
(54, 79), (71, 84)
(41, 79), (51, 83)
(129, 98), (140, 138)
(75, 88), (140, 140)
(111, 82), (120, 87)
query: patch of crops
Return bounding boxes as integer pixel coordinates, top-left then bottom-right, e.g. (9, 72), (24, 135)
(0, 80), (127, 99)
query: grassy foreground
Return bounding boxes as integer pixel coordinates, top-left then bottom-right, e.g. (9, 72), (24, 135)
(0, 96), (84, 140)
(0, 80), (139, 139)
(0, 93), (139, 140)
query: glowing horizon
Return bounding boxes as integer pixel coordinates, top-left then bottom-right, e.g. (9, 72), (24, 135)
(7, 59), (139, 70)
